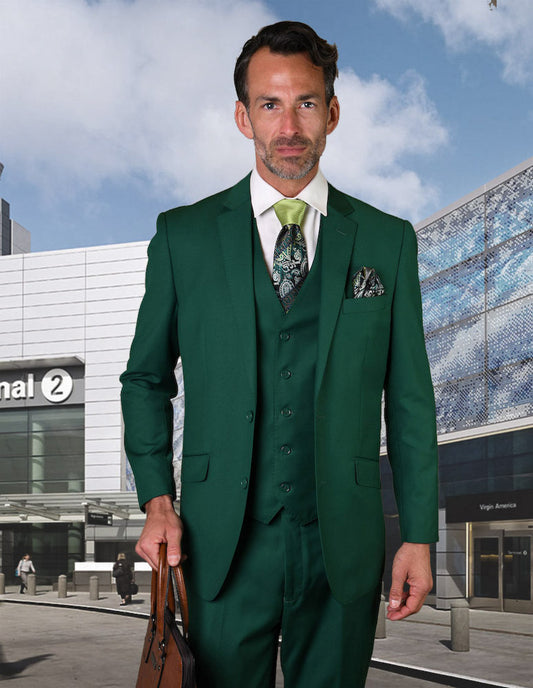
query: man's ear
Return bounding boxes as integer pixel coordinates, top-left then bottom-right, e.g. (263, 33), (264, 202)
(326, 96), (340, 136)
(235, 101), (254, 140)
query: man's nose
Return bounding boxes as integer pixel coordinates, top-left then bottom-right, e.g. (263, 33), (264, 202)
(279, 108), (300, 136)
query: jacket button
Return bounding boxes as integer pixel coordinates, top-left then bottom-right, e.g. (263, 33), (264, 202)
(280, 482), (292, 493)
(245, 411), (254, 422)
(279, 331), (291, 342)
(280, 407), (293, 417)
(280, 445), (292, 455)
(240, 478), (248, 489)
(280, 369), (292, 379)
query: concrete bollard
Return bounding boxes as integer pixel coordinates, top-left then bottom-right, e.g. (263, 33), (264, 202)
(27, 573), (37, 596)
(89, 575), (100, 601)
(375, 594), (387, 639)
(58, 574), (68, 598)
(451, 599), (470, 652)
(0, 572), (5, 594)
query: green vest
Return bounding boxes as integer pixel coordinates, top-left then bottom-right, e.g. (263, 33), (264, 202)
(248, 226), (322, 525)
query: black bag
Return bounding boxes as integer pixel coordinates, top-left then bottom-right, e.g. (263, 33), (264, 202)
(136, 543), (196, 688)
(131, 581), (139, 595)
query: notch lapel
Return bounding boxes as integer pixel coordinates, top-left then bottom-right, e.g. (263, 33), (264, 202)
(315, 186), (358, 398)
(217, 176), (257, 396)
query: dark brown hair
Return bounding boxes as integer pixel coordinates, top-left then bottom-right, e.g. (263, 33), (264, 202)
(234, 21), (338, 108)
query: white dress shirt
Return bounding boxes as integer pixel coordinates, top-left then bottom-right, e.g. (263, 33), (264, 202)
(250, 169), (329, 277)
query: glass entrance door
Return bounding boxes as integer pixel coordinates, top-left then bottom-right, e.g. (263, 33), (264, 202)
(471, 529), (532, 613)
(503, 535), (532, 613)
(473, 535), (501, 609)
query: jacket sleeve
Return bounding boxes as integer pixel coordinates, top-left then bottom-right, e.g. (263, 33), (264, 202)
(384, 221), (439, 543)
(120, 212), (180, 510)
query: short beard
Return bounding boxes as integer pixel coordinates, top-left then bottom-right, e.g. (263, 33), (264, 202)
(254, 134), (325, 181)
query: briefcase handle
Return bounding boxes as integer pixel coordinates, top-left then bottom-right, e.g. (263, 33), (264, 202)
(153, 543), (189, 639)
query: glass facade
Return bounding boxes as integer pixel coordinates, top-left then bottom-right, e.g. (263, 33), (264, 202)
(0, 406), (84, 493)
(382, 428), (533, 516)
(417, 165), (533, 435)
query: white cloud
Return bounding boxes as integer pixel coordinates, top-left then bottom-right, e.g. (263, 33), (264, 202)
(0, 0), (447, 223)
(374, 0), (533, 86)
(323, 69), (447, 219)
(0, 0), (275, 201)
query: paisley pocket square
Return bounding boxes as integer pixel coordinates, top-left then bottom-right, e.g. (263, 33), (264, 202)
(352, 266), (385, 298)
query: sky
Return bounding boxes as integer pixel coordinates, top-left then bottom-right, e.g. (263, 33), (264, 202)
(0, 0), (531, 253)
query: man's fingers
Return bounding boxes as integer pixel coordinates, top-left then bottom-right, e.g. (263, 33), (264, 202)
(388, 589), (422, 620)
(387, 569), (407, 610)
(387, 589), (407, 616)
(134, 501), (184, 570)
(166, 541), (182, 567)
(135, 540), (159, 571)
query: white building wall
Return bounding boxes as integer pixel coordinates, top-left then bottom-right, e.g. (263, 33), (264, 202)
(0, 241), (149, 493)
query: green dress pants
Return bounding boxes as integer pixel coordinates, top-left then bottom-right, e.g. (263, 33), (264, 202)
(186, 511), (381, 688)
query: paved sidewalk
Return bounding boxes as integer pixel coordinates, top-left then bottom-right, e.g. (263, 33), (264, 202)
(372, 606), (532, 688)
(1, 587), (531, 687)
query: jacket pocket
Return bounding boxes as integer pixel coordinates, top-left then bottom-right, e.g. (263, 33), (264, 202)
(342, 296), (388, 314)
(181, 453), (209, 482)
(353, 457), (381, 488)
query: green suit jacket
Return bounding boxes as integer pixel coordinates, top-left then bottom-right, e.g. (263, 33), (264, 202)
(121, 174), (438, 604)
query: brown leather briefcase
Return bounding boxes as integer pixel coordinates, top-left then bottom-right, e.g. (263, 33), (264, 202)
(136, 544), (196, 688)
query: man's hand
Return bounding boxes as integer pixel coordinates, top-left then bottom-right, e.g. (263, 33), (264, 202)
(387, 542), (432, 621)
(136, 494), (184, 570)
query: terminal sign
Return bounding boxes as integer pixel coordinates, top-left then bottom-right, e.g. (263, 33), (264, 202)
(41, 368), (73, 403)
(0, 374), (34, 401)
(0, 368), (73, 404)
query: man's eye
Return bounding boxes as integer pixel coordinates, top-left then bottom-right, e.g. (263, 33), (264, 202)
(301, 102), (316, 109)
(263, 103), (277, 110)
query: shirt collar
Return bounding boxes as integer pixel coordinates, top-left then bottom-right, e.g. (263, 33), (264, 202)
(250, 168), (329, 218)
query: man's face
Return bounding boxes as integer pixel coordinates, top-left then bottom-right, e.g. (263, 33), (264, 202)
(235, 47), (339, 191)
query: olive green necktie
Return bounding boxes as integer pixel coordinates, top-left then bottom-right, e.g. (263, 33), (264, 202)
(272, 199), (308, 312)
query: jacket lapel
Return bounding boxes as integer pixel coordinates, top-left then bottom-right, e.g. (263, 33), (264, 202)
(217, 175), (257, 396)
(315, 185), (358, 398)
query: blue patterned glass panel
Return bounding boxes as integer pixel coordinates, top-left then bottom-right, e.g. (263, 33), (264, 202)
(382, 163), (533, 445)
(434, 375), (487, 433)
(488, 360), (533, 422)
(486, 167), (533, 247)
(487, 231), (533, 309)
(125, 460), (136, 492)
(421, 255), (485, 332)
(426, 316), (484, 385)
(417, 197), (484, 281)
(487, 296), (533, 369)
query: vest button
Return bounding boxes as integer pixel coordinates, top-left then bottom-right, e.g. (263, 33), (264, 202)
(280, 369), (292, 379)
(280, 482), (292, 493)
(279, 331), (291, 342)
(245, 411), (254, 422)
(280, 407), (293, 417)
(240, 478), (249, 489)
(280, 445), (292, 455)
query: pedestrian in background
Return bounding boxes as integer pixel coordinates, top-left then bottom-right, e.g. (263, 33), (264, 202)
(112, 552), (134, 605)
(16, 554), (35, 594)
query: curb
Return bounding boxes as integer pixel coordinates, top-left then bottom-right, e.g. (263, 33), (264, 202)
(0, 596), (149, 620)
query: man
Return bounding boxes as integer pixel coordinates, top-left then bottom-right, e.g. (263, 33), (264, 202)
(121, 20), (438, 688)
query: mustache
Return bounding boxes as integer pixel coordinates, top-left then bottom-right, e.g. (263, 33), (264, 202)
(272, 135), (311, 148)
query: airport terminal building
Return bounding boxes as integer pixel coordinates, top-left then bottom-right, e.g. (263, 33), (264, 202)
(0, 158), (532, 611)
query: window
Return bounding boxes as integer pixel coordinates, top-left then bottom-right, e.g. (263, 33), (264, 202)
(0, 406), (84, 493)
